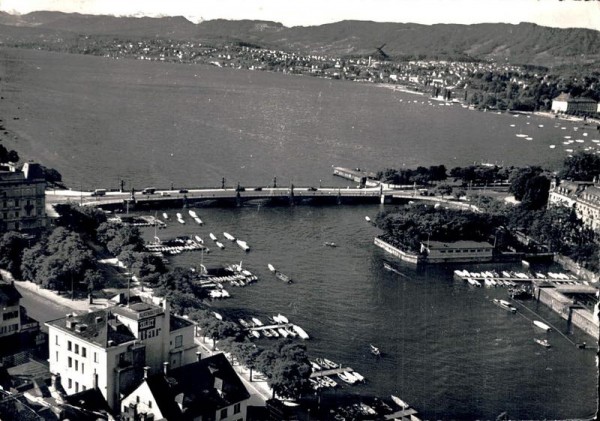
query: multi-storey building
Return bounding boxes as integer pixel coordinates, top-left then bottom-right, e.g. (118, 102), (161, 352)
(0, 281), (22, 338)
(551, 93), (598, 114)
(45, 297), (196, 411)
(548, 179), (600, 232)
(0, 162), (46, 232)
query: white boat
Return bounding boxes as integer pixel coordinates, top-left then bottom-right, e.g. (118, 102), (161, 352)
(277, 327), (289, 337)
(213, 312), (223, 320)
(337, 372), (356, 384)
(310, 361), (322, 371)
(370, 344), (380, 356)
(534, 338), (551, 348)
(274, 314), (289, 324)
(391, 395), (409, 409)
(343, 371), (360, 383)
(250, 330), (260, 339)
(269, 328), (279, 338)
(292, 325), (309, 339)
(533, 320), (551, 331)
(209, 233), (217, 241)
(238, 319), (250, 328)
(365, 216), (371, 222)
(194, 235), (203, 244)
(216, 241), (225, 249)
(176, 213), (183, 219)
(467, 278), (481, 287)
(188, 210), (197, 218)
(194, 217), (203, 225)
(268, 264), (276, 272)
(251, 317), (263, 327)
(350, 371), (365, 382)
(322, 376), (338, 388)
(493, 299), (517, 313)
(284, 326), (297, 337)
(322, 358), (338, 368)
(236, 239), (250, 251)
(516, 134), (528, 138)
(262, 329), (273, 338)
(224, 232), (236, 241)
(162, 212), (168, 219)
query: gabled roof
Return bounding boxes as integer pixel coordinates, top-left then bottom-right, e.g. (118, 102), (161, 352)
(143, 353), (250, 420)
(64, 388), (112, 417)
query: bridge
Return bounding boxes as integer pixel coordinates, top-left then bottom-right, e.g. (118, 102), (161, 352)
(45, 185), (477, 211)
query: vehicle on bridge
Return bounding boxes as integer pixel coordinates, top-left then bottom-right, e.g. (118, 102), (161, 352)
(142, 187), (156, 195)
(91, 188), (107, 197)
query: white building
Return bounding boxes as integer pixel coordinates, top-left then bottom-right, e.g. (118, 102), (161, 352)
(420, 240), (494, 263)
(46, 297), (197, 411)
(551, 93), (598, 114)
(548, 179), (600, 232)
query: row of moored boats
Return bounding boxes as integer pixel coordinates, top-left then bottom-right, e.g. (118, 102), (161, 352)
(238, 314), (309, 340)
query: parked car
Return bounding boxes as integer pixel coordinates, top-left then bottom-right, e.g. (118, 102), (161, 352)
(179, 189), (188, 194)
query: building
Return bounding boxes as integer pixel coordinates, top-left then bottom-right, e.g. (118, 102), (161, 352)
(45, 297), (196, 411)
(420, 240), (494, 263)
(551, 93), (598, 114)
(120, 353), (251, 421)
(0, 162), (46, 232)
(548, 179), (600, 232)
(0, 281), (22, 338)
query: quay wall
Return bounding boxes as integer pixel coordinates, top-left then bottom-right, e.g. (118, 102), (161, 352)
(534, 285), (599, 340)
(554, 254), (599, 282)
(374, 237), (421, 264)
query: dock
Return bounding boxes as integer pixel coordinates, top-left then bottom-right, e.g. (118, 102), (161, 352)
(310, 367), (354, 378)
(247, 323), (293, 332)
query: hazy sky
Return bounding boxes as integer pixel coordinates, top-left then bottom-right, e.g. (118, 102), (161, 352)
(1, 0), (599, 30)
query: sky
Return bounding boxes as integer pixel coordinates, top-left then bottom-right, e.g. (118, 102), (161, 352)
(0, 0), (599, 30)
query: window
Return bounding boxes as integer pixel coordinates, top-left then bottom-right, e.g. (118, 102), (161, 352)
(82, 347), (86, 358)
(55, 335), (59, 345)
(175, 335), (183, 348)
(75, 344), (79, 354)
(81, 363), (85, 374)
(82, 385), (86, 391)
(56, 351), (59, 361)
(75, 360), (79, 371)
(234, 403), (241, 414)
(94, 352), (97, 363)
(136, 396), (140, 404)
(67, 341), (72, 351)
(149, 401), (152, 408)
(75, 382), (79, 393)
(68, 357), (72, 368)
(220, 408), (228, 419)
(68, 378), (72, 389)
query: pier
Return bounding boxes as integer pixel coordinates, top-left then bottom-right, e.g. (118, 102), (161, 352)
(310, 367), (355, 378)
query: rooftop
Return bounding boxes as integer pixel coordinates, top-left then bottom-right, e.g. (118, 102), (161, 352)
(423, 240), (494, 249)
(0, 281), (22, 306)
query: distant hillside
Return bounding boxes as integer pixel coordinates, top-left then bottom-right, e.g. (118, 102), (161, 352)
(0, 11), (598, 66)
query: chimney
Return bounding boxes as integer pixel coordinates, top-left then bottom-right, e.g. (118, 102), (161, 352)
(196, 351), (201, 362)
(163, 362), (169, 375)
(143, 366), (150, 379)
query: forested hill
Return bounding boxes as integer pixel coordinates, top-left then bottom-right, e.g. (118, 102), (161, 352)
(0, 11), (599, 66)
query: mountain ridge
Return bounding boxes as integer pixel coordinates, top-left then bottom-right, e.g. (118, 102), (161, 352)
(0, 11), (598, 66)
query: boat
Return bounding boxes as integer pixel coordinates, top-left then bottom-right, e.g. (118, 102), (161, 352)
(162, 212), (168, 220)
(284, 326), (297, 338)
(322, 376), (338, 388)
(213, 312), (223, 320)
(267, 264), (276, 272)
(250, 330), (260, 339)
(194, 217), (203, 225)
(350, 371), (365, 382)
(176, 213), (183, 219)
(533, 320), (551, 331)
(209, 233), (217, 241)
(467, 278), (481, 287)
(534, 338), (551, 348)
(177, 218), (185, 224)
(216, 241), (225, 249)
(324, 242), (337, 247)
(274, 314), (289, 324)
(276, 272), (293, 284)
(365, 216), (371, 223)
(224, 232), (236, 241)
(310, 361), (322, 371)
(269, 328), (279, 338)
(236, 239), (250, 251)
(251, 317), (263, 327)
(292, 325), (309, 339)
(238, 319), (251, 328)
(391, 395), (409, 409)
(188, 210), (197, 218)
(277, 327), (289, 338)
(337, 372), (356, 384)
(322, 358), (339, 369)
(493, 299), (517, 313)
(370, 344), (381, 356)
(262, 329), (273, 338)
(194, 235), (203, 244)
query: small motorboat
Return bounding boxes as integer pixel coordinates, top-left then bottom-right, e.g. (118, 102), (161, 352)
(534, 338), (551, 348)
(292, 324), (309, 339)
(194, 217), (203, 225)
(277, 327), (289, 338)
(267, 263), (276, 272)
(322, 358), (339, 369)
(533, 320), (551, 331)
(250, 330), (260, 339)
(273, 314), (289, 324)
(251, 317), (264, 327)
(337, 372), (356, 384)
(324, 242), (337, 247)
(370, 344), (381, 356)
(213, 312), (223, 320)
(209, 233), (217, 241)
(365, 216), (371, 223)
(391, 395), (409, 409)
(216, 241), (225, 249)
(194, 235), (203, 244)
(350, 371), (365, 382)
(236, 239), (250, 251)
(162, 212), (168, 220)
(188, 210), (197, 218)
(224, 232), (236, 241)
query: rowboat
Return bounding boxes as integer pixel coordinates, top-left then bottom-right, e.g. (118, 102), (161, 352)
(236, 239), (250, 251)
(391, 395), (409, 409)
(533, 320), (551, 331)
(273, 314), (289, 324)
(534, 338), (551, 348)
(224, 232), (236, 241)
(188, 210), (197, 218)
(194, 235), (203, 244)
(251, 317), (263, 327)
(337, 372), (356, 384)
(216, 241), (225, 249)
(370, 344), (380, 356)
(292, 325), (309, 339)
(267, 264), (276, 272)
(277, 328), (289, 338)
(209, 233), (217, 241)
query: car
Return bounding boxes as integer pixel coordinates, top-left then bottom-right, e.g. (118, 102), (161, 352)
(253, 187), (263, 191)
(160, 192), (171, 197)
(236, 186), (246, 192)
(179, 189), (188, 194)
(307, 187), (318, 191)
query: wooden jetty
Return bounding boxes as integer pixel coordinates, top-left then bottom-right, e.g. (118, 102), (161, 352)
(310, 367), (354, 378)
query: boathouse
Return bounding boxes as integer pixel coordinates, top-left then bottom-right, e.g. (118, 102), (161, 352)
(420, 240), (494, 263)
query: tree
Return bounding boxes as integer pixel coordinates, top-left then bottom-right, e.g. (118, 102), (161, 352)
(509, 166), (544, 201)
(521, 175), (550, 210)
(559, 152), (600, 181)
(0, 232), (27, 277)
(435, 184), (453, 198)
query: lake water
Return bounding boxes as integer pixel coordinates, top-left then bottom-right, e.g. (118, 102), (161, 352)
(0, 48), (598, 419)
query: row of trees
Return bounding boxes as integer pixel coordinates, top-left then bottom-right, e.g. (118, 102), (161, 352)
(376, 165), (447, 185)
(0, 144), (19, 163)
